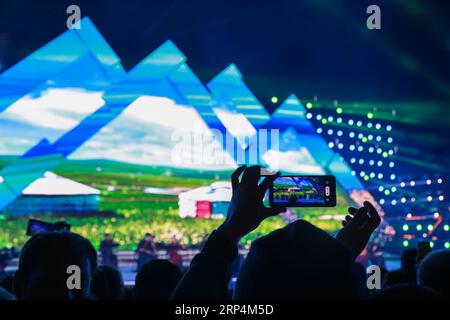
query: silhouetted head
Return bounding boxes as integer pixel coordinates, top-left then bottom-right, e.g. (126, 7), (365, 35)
(355, 263), (368, 281)
(400, 248), (418, 272)
(91, 266), (124, 300)
(104, 234), (112, 241)
(234, 220), (365, 299)
(14, 231), (97, 300)
(0, 272), (14, 295)
(368, 283), (442, 300)
(134, 259), (182, 300)
(144, 233), (154, 242)
(417, 249), (450, 298)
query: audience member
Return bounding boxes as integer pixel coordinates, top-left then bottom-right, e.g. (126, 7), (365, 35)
(4, 165), (447, 301)
(134, 259), (182, 300)
(13, 231), (97, 300)
(417, 249), (450, 298)
(91, 265), (124, 300)
(384, 248), (418, 287)
(172, 166), (381, 300)
(368, 283), (442, 300)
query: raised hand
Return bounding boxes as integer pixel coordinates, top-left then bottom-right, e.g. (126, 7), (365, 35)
(217, 165), (287, 243)
(336, 201), (381, 258)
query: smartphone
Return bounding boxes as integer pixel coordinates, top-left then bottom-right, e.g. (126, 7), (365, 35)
(269, 175), (336, 207)
(26, 219), (71, 236)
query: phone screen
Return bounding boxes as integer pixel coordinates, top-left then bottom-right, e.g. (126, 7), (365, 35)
(26, 219), (54, 236)
(270, 175), (336, 207)
(26, 219), (71, 236)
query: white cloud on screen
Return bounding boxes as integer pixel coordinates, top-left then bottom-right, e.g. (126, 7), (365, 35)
(2, 88), (105, 130)
(0, 88), (105, 154)
(213, 107), (256, 149)
(70, 96), (236, 170)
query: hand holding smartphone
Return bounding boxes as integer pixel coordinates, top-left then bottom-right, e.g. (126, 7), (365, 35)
(269, 175), (336, 207)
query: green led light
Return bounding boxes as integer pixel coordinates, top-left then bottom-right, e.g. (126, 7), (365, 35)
(382, 151), (388, 158)
(402, 224), (409, 232)
(384, 189), (390, 196)
(430, 242), (434, 248)
(336, 107), (343, 114)
(367, 112), (374, 119)
(402, 240), (409, 247)
(427, 224), (434, 231)
(416, 224), (423, 231)
(321, 118), (327, 124)
(306, 102), (313, 109)
(445, 242), (450, 249)
(444, 224), (449, 232)
(364, 175), (370, 181)
(362, 137), (368, 143)
(271, 96), (278, 104)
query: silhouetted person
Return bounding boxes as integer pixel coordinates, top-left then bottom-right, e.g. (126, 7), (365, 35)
(136, 233), (157, 272)
(168, 236), (183, 269)
(171, 166), (285, 300)
(13, 231), (97, 300)
(171, 166), (380, 300)
(417, 249), (450, 298)
(100, 234), (119, 268)
(231, 243), (244, 277)
(385, 248), (418, 287)
(234, 220), (366, 299)
(134, 259), (182, 300)
(91, 265), (124, 300)
(368, 283), (442, 300)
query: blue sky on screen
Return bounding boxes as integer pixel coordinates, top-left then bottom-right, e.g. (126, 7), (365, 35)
(0, 87), (106, 155)
(68, 95), (236, 170)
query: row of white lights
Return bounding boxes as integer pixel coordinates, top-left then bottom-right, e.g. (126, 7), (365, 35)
(406, 212), (442, 219)
(379, 194), (445, 205)
(308, 113), (393, 131)
(326, 140), (395, 157)
(400, 178), (443, 187)
(351, 171), (397, 180)
(316, 127), (394, 144)
(312, 111), (406, 197)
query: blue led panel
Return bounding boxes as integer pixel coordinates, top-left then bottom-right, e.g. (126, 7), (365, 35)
(0, 17), (124, 112)
(207, 64), (270, 128)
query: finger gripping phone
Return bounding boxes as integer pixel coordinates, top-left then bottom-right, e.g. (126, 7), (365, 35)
(269, 175), (336, 207)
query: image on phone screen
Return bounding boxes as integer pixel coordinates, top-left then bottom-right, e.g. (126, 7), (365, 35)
(270, 175), (336, 207)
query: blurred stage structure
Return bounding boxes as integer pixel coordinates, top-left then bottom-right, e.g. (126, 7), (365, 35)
(0, 17), (448, 253)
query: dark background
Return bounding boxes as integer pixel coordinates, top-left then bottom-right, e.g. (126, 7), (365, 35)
(0, 0), (449, 110)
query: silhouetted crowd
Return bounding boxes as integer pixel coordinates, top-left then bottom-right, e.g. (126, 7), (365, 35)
(0, 166), (449, 300)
